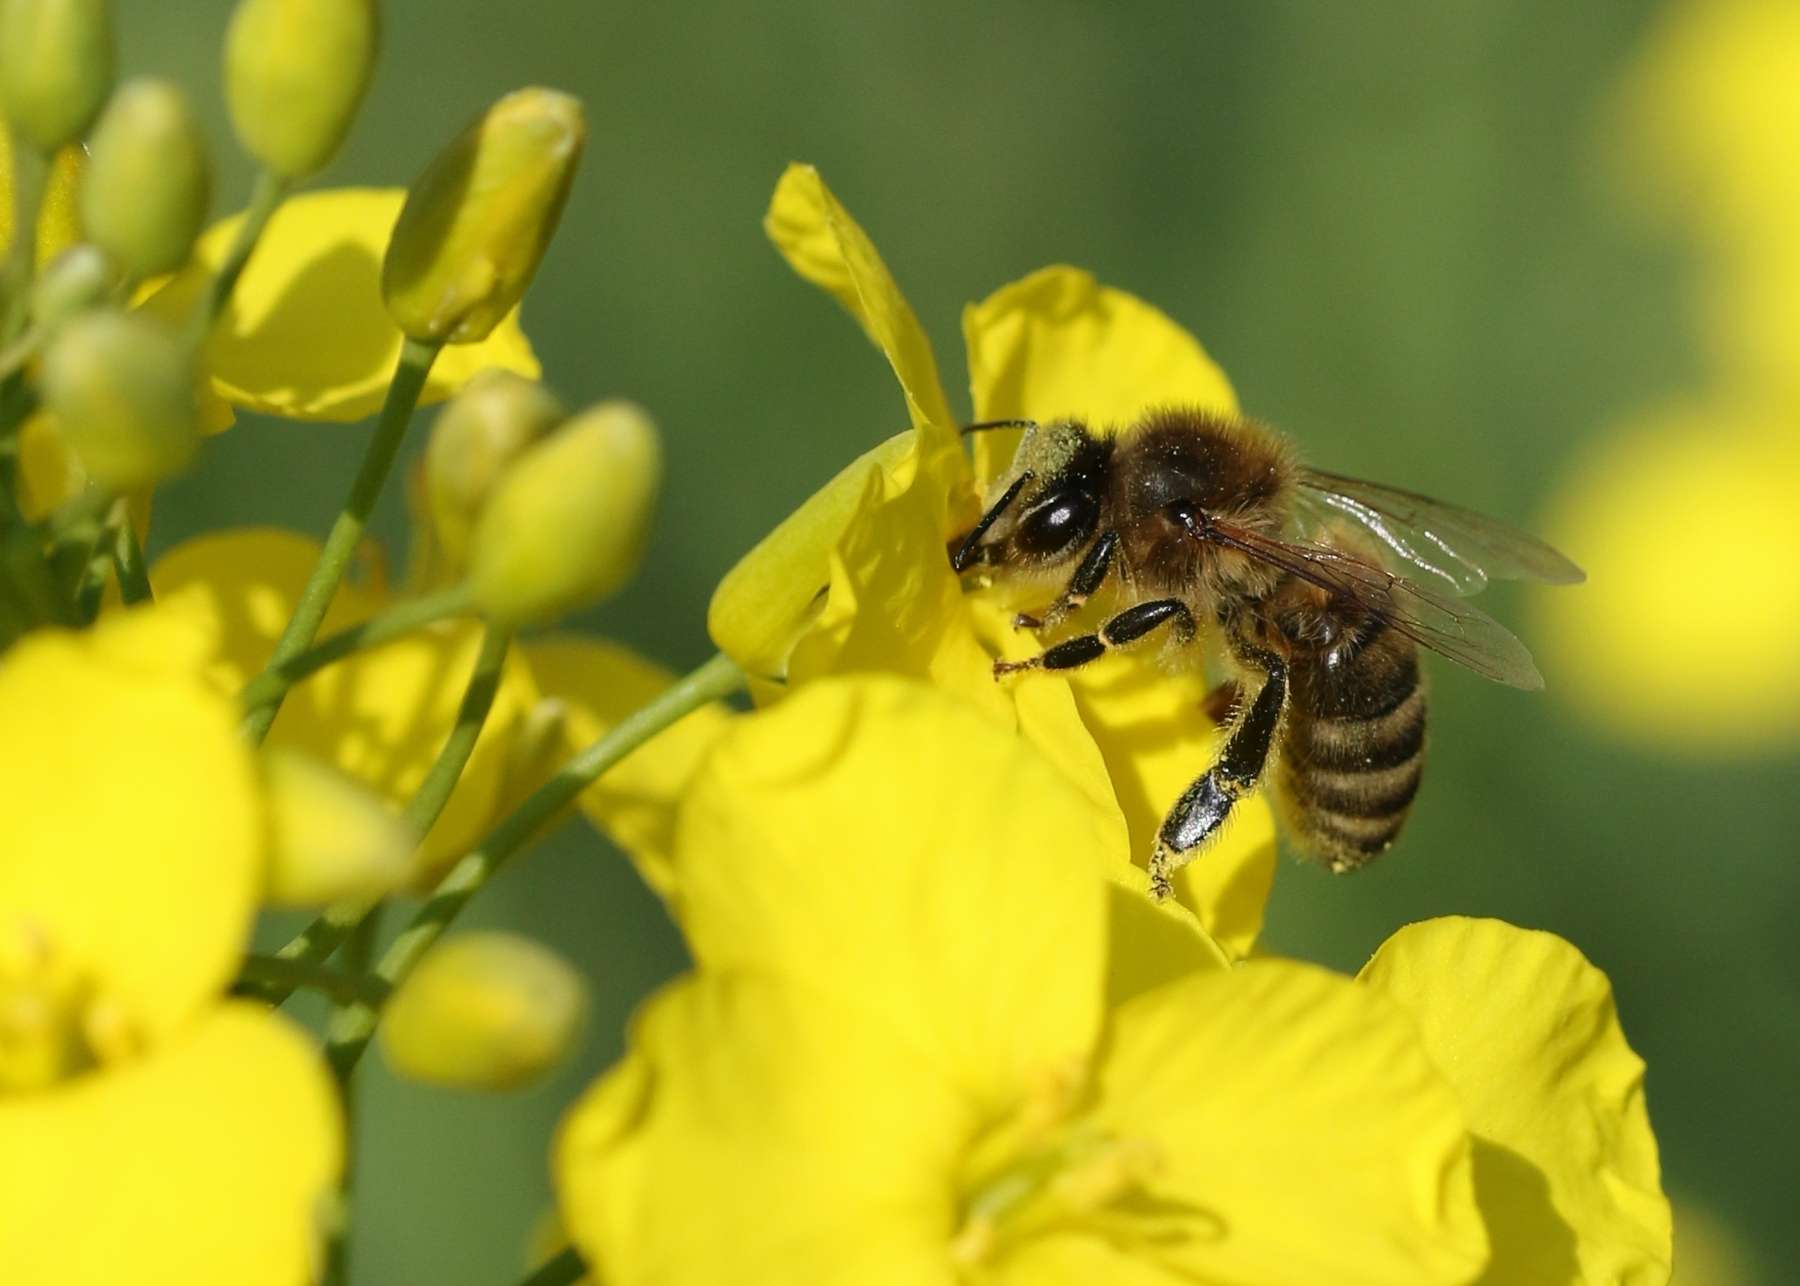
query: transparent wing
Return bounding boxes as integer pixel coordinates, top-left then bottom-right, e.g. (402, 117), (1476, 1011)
(1207, 518), (1545, 689)
(1297, 468), (1585, 596)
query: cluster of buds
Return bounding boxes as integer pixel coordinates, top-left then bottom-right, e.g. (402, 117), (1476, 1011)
(0, 0), (655, 1145)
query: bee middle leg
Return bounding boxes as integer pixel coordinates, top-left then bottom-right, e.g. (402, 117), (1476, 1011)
(1148, 653), (1288, 901)
(993, 596), (1194, 677)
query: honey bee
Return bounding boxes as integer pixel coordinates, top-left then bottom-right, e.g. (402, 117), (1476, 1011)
(949, 407), (1583, 899)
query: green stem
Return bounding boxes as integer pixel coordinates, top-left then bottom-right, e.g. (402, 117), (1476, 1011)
(1, 133), (48, 342)
(321, 905), (382, 1286)
(231, 953), (391, 1008)
(111, 515), (153, 605)
(240, 618), (512, 1007)
(189, 169), (288, 346)
(241, 336), (442, 746)
(321, 651), (745, 1078)
(237, 584), (474, 715)
(516, 1248), (587, 1286)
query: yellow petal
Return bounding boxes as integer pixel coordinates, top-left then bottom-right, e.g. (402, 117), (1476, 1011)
(674, 675), (1112, 1109)
(0, 137), (82, 264)
(519, 635), (734, 896)
(1534, 411), (1800, 751)
(0, 1003), (341, 1286)
(558, 973), (964, 1286)
(151, 528), (541, 877)
(706, 429), (915, 678)
(136, 189), (540, 422)
(1360, 918), (1671, 1286)
(0, 608), (258, 1037)
(765, 164), (957, 439)
(1094, 960), (1489, 1286)
(962, 266), (1237, 481)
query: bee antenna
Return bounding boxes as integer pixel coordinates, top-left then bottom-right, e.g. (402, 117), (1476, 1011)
(960, 418), (1038, 436)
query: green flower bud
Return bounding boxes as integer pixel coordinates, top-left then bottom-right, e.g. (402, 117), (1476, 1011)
(79, 78), (210, 279)
(0, 0), (113, 153)
(382, 88), (584, 344)
(224, 0), (377, 179)
(29, 242), (110, 329)
(262, 748), (417, 906)
(425, 369), (565, 574)
(39, 309), (198, 490)
(466, 400), (661, 629)
(379, 932), (585, 1092)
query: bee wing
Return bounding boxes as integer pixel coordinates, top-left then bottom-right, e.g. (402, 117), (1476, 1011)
(1296, 468), (1585, 596)
(1208, 518), (1546, 689)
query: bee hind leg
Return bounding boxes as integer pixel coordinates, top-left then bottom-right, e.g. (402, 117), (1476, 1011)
(994, 595), (1192, 678)
(1149, 653), (1287, 900)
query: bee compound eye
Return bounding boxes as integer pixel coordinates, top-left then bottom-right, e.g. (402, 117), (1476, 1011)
(1013, 490), (1097, 556)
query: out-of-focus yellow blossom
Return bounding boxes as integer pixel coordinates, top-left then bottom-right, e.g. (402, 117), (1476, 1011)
(0, 606), (340, 1286)
(517, 637), (734, 897)
(0, 0), (112, 153)
(224, 0), (378, 180)
(1607, 0), (1800, 403)
(1360, 917), (1672, 1286)
(1540, 0), (1800, 751)
(708, 165), (1274, 953)
(151, 526), (729, 887)
(0, 131), (81, 264)
(1536, 410), (1800, 750)
(261, 746), (417, 905)
(557, 676), (1492, 1286)
(380, 931), (585, 1091)
(137, 188), (540, 421)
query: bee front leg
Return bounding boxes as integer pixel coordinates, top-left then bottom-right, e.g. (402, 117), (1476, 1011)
(1014, 530), (1119, 630)
(994, 595), (1193, 678)
(1149, 653), (1288, 900)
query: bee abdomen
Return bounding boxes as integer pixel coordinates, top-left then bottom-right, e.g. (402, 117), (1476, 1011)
(1277, 677), (1426, 872)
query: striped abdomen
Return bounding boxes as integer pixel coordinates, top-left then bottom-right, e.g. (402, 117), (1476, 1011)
(1274, 631), (1426, 872)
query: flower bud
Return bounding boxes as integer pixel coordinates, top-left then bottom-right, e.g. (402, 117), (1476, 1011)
(466, 400), (661, 628)
(382, 88), (584, 344)
(30, 242), (111, 329)
(0, 0), (113, 153)
(379, 932), (585, 1091)
(262, 747), (416, 905)
(224, 0), (377, 179)
(79, 77), (210, 279)
(39, 309), (198, 490)
(425, 370), (565, 573)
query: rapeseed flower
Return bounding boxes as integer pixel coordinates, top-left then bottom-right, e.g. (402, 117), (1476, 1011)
(150, 526), (727, 886)
(0, 606), (339, 1286)
(1537, 0), (1800, 750)
(557, 676), (1670, 1284)
(710, 166), (1273, 952)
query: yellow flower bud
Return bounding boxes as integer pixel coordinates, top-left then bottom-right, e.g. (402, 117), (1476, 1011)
(381, 87), (584, 344)
(79, 77), (210, 279)
(379, 932), (585, 1091)
(466, 400), (661, 628)
(425, 369), (565, 573)
(39, 309), (198, 490)
(30, 242), (110, 329)
(261, 747), (417, 905)
(0, 0), (113, 152)
(224, 0), (377, 179)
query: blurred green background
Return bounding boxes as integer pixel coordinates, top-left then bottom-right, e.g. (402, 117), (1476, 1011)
(120, 1), (1792, 1281)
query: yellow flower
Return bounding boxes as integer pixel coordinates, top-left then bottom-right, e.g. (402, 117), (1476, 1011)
(0, 607), (340, 1286)
(137, 188), (540, 421)
(709, 165), (1273, 953)
(1534, 409), (1800, 750)
(151, 526), (729, 887)
(0, 133), (81, 264)
(557, 676), (1491, 1286)
(1360, 917), (1672, 1285)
